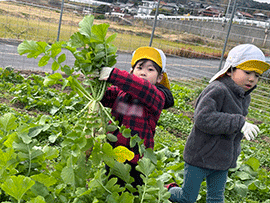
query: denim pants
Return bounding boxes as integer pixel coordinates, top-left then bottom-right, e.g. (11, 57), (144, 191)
(169, 163), (228, 203)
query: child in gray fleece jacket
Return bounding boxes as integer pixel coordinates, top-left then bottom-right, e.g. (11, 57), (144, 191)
(167, 44), (270, 203)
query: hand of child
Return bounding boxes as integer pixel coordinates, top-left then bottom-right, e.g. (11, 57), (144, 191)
(241, 121), (260, 141)
(99, 67), (113, 81)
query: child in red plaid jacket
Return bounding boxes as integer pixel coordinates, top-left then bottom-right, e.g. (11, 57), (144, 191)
(99, 46), (174, 188)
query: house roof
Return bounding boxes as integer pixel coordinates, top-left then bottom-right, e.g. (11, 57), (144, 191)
(239, 11), (254, 18)
(199, 6), (220, 15)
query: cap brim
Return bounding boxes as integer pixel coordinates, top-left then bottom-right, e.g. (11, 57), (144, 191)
(237, 60), (270, 74)
(209, 60), (270, 83)
(209, 66), (231, 83)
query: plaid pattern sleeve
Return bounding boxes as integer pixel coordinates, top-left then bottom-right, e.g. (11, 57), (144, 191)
(105, 68), (166, 164)
(100, 85), (120, 108)
(108, 68), (165, 115)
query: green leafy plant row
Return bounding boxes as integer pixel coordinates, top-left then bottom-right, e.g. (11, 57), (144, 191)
(1, 66), (270, 203)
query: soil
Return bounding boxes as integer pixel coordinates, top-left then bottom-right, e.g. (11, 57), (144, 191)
(15, 69), (48, 78)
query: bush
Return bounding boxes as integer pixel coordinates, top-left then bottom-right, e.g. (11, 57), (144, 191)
(95, 14), (106, 19)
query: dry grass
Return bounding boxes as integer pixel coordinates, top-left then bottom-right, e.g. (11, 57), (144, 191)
(0, 1), (225, 57)
(1, 1), (269, 58)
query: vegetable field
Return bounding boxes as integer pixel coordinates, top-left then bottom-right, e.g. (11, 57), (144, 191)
(0, 15), (270, 202)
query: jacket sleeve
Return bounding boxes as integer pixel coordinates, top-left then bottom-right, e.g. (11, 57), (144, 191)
(194, 85), (245, 136)
(156, 84), (174, 109)
(100, 85), (119, 108)
(107, 68), (165, 115)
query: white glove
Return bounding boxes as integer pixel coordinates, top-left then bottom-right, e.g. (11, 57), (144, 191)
(99, 67), (113, 81)
(241, 121), (260, 141)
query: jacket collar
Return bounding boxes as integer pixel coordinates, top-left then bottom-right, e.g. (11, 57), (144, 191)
(218, 75), (256, 98)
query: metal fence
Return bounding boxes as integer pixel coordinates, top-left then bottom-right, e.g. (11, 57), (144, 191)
(0, 0), (270, 123)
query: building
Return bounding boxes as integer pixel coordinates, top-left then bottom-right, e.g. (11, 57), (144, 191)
(137, 0), (159, 15)
(198, 6), (223, 17)
(235, 11), (254, 20)
(160, 3), (178, 15)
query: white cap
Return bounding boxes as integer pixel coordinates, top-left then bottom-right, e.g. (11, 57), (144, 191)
(209, 44), (270, 83)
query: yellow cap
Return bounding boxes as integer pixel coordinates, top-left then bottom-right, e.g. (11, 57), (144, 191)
(131, 47), (170, 89)
(236, 60), (270, 75)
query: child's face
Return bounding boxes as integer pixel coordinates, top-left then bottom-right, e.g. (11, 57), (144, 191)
(227, 68), (260, 91)
(132, 60), (163, 85)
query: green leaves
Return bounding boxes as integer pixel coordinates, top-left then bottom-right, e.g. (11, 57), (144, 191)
(1, 175), (35, 202)
(61, 130), (88, 157)
(68, 32), (87, 48)
(17, 41), (47, 59)
(26, 196), (46, 203)
(106, 33), (118, 44)
(136, 158), (155, 177)
(31, 174), (57, 187)
(233, 180), (248, 197)
(51, 41), (65, 58)
(61, 166), (75, 186)
(17, 15), (118, 125)
(79, 15), (94, 39)
(91, 23), (110, 43)
(0, 110), (175, 202)
(17, 39), (67, 70)
(38, 55), (50, 67)
(226, 151), (270, 200)
(58, 53), (66, 63)
(110, 162), (133, 184)
(121, 128), (131, 138)
(0, 113), (17, 134)
(78, 15), (112, 44)
(135, 158), (171, 203)
(43, 72), (64, 87)
(245, 157), (260, 171)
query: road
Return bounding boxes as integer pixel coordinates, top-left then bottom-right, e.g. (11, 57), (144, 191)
(0, 41), (221, 80)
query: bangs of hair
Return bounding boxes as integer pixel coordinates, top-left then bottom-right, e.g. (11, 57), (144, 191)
(133, 59), (162, 75)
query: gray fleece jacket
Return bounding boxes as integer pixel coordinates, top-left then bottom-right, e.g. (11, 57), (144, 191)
(183, 76), (255, 170)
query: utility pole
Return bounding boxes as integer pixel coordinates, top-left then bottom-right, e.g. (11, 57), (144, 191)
(225, 0), (232, 18)
(149, 0), (161, 47)
(54, 0), (65, 74)
(219, 0), (237, 70)
(57, 0), (65, 42)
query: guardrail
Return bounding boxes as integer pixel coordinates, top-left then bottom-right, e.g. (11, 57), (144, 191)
(133, 14), (270, 28)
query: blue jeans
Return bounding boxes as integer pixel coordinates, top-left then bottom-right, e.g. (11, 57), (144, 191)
(169, 163), (228, 203)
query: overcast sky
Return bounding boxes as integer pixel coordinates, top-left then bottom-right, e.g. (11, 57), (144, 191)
(254, 0), (270, 4)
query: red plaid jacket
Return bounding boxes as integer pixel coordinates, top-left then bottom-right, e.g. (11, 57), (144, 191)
(101, 68), (166, 164)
